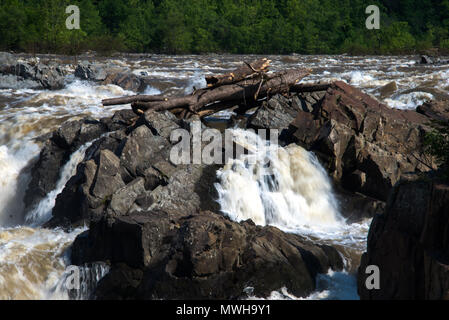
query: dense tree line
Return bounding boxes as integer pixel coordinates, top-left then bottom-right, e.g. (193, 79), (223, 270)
(0, 0), (448, 54)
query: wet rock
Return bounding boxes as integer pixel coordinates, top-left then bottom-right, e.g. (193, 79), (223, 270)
(24, 112), (125, 215)
(0, 52), (15, 69)
(248, 92), (326, 132)
(417, 100), (449, 122)
(72, 210), (344, 299)
(378, 81), (398, 97)
(23, 140), (67, 210)
(248, 94), (301, 130)
(119, 125), (169, 179)
(75, 62), (107, 81)
(420, 55), (433, 64)
(102, 72), (144, 92)
(358, 175), (449, 299)
(0, 54), (65, 89)
(288, 81), (435, 201)
(108, 177), (146, 216)
(91, 150), (125, 200)
(143, 110), (181, 140)
(0, 74), (41, 89)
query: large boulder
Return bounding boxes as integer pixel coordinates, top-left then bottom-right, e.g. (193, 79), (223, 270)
(0, 56), (66, 90)
(71, 210), (343, 299)
(102, 72), (144, 92)
(416, 100), (449, 123)
(248, 92), (325, 131)
(287, 81), (435, 201)
(358, 174), (449, 299)
(75, 61), (107, 81)
(45, 110), (219, 228)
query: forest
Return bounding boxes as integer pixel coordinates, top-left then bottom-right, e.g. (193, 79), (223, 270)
(0, 0), (448, 55)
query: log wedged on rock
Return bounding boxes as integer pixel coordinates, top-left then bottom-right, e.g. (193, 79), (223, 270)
(102, 59), (310, 119)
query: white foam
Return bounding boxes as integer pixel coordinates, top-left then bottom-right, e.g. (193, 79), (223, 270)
(216, 129), (344, 233)
(0, 142), (39, 227)
(247, 270), (359, 300)
(385, 91), (434, 110)
(25, 140), (94, 226)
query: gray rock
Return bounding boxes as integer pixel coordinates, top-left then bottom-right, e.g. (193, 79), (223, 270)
(120, 125), (169, 178)
(108, 177), (146, 216)
(91, 150), (125, 200)
(75, 62), (107, 81)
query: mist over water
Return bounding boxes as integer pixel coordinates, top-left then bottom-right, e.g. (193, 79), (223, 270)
(0, 54), (447, 299)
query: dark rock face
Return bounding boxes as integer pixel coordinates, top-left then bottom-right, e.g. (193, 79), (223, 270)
(24, 112), (136, 215)
(420, 55), (433, 64)
(287, 81), (435, 201)
(24, 118), (109, 211)
(45, 110), (219, 228)
(248, 92), (324, 131)
(358, 175), (449, 299)
(72, 210), (343, 299)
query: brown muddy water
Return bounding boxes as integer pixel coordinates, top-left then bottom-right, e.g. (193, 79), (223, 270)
(0, 54), (448, 300)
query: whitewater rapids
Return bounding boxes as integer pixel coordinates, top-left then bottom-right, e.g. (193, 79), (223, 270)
(0, 53), (447, 300)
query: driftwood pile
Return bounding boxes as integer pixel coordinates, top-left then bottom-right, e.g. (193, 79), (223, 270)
(102, 58), (326, 119)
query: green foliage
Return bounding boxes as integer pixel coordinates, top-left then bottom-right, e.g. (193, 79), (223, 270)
(425, 121), (449, 180)
(0, 0), (448, 54)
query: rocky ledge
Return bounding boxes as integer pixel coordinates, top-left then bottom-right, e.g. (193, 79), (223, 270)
(25, 77), (448, 299)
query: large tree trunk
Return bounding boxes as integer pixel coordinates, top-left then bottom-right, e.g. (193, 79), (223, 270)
(131, 69), (309, 114)
(101, 60), (310, 119)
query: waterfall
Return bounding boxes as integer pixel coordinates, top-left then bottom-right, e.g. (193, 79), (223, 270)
(215, 129), (345, 235)
(25, 140), (94, 226)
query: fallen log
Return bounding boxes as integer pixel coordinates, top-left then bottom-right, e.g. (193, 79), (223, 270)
(132, 68), (310, 115)
(290, 83), (331, 93)
(102, 95), (166, 106)
(205, 58), (271, 88)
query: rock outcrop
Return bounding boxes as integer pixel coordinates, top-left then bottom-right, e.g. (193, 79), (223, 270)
(75, 61), (107, 82)
(29, 107), (344, 299)
(416, 100), (449, 123)
(0, 53), (66, 90)
(358, 174), (449, 299)
(71, 210), (343, 299)
(283, 81), (435, 202)
(24, 111), (135, 213)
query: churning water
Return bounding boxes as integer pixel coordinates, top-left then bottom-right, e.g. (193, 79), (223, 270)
(0, 53), (447, 299)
